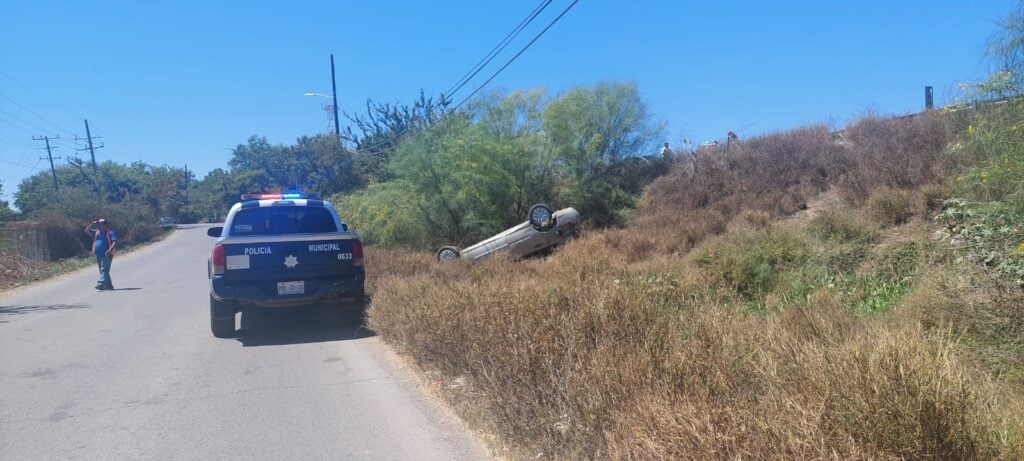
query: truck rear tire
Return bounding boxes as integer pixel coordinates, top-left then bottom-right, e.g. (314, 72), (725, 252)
(210, 295), (236, 338)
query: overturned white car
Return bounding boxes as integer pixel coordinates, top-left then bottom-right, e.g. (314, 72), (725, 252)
(436, 204), (580, 262)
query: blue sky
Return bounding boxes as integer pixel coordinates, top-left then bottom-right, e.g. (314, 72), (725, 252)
(0, 0), (1015, 204)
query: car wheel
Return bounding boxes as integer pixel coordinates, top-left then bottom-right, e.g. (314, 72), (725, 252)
(436, 246), (461, 262)
(528, 204), (554, 231)
(210, 295), (236, 338)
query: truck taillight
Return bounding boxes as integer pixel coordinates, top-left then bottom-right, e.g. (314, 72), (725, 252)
(211, 244), (226, 275)
(352, 239), (364, 267)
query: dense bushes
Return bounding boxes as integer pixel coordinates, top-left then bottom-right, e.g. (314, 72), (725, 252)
(838, 113), (950, 204)
(334, 83), (667, 249)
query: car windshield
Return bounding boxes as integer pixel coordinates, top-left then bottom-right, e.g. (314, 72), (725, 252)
(229, 207), (336, 235)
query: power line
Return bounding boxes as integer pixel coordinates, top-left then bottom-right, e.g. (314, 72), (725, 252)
(0, 70), (86, 120)
(0, 108), (51, 134)
(0, 156), (43, 171)
(0, 71), (133, 159)
(0, 117), (39, 135)
(453, 0), (580, 111)
(0, 112), (77, 152)
(0, 145), (37, 168)
(358, 0), (579, 154)
(0, 91), (79, 138)
(0, 142), (36, 151)
(443, 0), (553, 101)
(0, 136), (36, 148)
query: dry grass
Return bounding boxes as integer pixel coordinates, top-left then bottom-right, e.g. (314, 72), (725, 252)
(368, 235), (1023, 459)
(363, 112), (1024, 459)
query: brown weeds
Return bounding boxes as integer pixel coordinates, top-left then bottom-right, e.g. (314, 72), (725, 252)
(369, 235), (1022, 459)
(365, 112), (1023, 459)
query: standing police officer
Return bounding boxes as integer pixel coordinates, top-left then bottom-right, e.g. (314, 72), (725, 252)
(84, 218), (117, 290)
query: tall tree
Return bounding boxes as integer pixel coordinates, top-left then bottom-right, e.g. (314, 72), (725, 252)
(542, 81), (665, 225)
(342, 89), (450, 184)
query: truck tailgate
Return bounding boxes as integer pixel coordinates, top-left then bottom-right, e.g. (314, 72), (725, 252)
(220, 233), (362, 283)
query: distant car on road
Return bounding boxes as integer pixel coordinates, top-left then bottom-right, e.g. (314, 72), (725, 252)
(205, 193), (365, 338)
(436, 204), (580, 263)
(158, 216), (176, 228)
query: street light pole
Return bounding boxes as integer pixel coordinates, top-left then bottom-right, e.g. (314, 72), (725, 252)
(330, 54), (340, 141)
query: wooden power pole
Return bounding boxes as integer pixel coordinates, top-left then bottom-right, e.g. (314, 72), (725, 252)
(33, 135), (62, 191)
(75, 119), (104, 172)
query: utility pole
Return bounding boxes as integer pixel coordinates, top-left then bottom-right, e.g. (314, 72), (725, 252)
(33, 135), (61, 191)
(330, 54), (341, 141)
(75, 119), (104, 172)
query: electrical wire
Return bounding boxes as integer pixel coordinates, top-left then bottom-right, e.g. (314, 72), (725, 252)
(0, 108), (51, 134)
(452, 0), (580, 111)
(443, 0), (552, 101)
(0, 92), (79, 138)
(359, 0), (580, 153)
(0, 71), (104, 154)
(0, 70), (86, 120)
(0, 117), (37, 135)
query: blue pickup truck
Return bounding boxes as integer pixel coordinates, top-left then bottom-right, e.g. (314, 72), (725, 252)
(206, 193), (365, 338)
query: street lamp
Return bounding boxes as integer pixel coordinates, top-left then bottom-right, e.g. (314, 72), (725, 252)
(304, 92), (338, 135)
(302, 54), (342, 140)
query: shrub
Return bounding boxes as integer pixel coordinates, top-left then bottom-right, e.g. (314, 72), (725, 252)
(692, 226), (812, 300)
(954, 98), (1024, 211)
(838, 111), (951, 204)
(867, 188), (916, 226)
(807, 209), (878, 243)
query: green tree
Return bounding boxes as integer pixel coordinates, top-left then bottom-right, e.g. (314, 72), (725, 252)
(227, 134), (358, 197)
(542, 81), (665, 225)
(333, 82), (666, 247)
(0, 181), (14, 221)
(988, 1), (1024, 92)
(342, 90), (450, 184)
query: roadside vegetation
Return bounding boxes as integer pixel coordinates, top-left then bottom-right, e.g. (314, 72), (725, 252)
(366, 108), (1024, 458)
(4, 4), (1023, 458)
(0, 162), (183, 288)
(361, 7), (1024, 458)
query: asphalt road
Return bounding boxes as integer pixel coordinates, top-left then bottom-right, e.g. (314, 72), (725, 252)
(0, 226), (490, 460)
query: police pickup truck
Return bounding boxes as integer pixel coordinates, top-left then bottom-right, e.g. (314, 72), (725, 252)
(206, 193), (365, 338)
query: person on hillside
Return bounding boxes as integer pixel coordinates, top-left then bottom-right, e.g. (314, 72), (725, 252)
(660, 142), (672, 159)
(84, 218), (117, 290)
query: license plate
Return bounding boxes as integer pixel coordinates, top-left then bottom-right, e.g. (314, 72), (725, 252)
(277, 281), (304, 295)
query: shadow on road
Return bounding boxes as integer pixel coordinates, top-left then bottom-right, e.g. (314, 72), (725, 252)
(233, 304), (374, 347)
(0, 303), (90, 316)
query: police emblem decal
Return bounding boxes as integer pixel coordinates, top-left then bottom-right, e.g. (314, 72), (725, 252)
(284, 255), (299, 268)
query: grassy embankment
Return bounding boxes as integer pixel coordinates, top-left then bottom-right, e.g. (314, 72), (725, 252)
(366, 110), (1024, 459)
